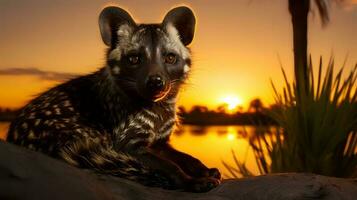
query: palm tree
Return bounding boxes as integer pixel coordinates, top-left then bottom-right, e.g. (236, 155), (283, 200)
(288, 0), (332, 94)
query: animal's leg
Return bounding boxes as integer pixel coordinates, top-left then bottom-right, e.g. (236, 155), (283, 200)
(115, 128), (220, 192)
(152, 142), (221, 180)
(131, 147), (220, 192)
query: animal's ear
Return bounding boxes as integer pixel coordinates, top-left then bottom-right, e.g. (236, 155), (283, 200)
(99, 6), (136, 47)
(162, 6), (196, 46)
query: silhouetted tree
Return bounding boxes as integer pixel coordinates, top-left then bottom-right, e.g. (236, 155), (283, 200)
(177, 106), (187, 115)
(216, 104), (227, 113)
(249, 98), (264, 113)
(190, 106), (209, 114)
(288, 0), (339, 94)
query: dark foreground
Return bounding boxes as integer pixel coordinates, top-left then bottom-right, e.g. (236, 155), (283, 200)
(0, 140), (356, 200)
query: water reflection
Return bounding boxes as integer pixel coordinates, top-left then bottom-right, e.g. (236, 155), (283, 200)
(171, 125), (262, 178)
(0, 122), (9, 140)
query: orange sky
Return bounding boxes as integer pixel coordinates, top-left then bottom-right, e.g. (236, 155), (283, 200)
(0, 0), (356, 110)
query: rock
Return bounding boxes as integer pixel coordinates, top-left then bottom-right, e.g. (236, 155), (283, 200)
(1, 140), (357, 200)
(0, 140), (114, 200)
(100, 173), (357, 200)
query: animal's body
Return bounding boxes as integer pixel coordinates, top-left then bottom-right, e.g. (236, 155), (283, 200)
(7, 6), (220, 192)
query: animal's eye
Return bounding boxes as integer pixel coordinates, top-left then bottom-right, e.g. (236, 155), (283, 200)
(164, 53), (177, 65)
(128, 55), (140, 65)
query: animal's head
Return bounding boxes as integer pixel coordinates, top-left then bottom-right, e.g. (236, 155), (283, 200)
(99, 6), (195, 102)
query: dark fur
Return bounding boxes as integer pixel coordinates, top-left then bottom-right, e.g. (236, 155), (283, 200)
(6, 6), (221, 192)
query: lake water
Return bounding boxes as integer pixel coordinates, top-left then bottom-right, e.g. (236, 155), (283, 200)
(0, 122), (260, 178)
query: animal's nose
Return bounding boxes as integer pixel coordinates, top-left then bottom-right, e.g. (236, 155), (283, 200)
(146, 75), (165, 92)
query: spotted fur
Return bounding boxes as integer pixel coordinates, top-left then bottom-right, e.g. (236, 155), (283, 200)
(7, 6), (221, 192)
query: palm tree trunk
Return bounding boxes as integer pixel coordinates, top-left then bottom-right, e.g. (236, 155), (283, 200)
(288, 0), (310, 94)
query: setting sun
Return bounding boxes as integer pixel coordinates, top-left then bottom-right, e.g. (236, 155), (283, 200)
(220, 95), (243, 111)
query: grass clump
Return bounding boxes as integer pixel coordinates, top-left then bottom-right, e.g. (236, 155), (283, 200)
(225, 57), (357, 178)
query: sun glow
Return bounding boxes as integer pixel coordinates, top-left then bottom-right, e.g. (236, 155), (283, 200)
(226, 127), (237, 141)
(220, 95), (243, 111)
(227, 133), (236, 141)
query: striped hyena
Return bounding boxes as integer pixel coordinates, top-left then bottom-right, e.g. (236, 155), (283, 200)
(7, 6), (221, 192)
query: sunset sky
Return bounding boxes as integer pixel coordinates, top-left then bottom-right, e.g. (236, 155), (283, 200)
(0, 0), (356, 110)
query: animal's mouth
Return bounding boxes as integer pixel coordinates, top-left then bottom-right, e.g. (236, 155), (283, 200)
(151, 84), (171, 102)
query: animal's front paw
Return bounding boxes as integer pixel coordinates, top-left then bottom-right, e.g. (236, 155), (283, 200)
(185, 177), (221, 193)
(194, 167), (221, 179)
(208, 168), (221, 180)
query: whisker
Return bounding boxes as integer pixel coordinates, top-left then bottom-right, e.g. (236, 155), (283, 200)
(170, 79), (182, 83)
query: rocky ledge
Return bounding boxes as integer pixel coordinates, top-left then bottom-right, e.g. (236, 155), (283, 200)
(0, 140), (356, 200)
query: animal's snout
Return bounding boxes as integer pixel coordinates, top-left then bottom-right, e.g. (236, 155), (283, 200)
(146, 75), (165, 93)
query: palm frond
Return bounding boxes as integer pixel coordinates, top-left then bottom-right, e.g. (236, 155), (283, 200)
(314, 0), (330, 26)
